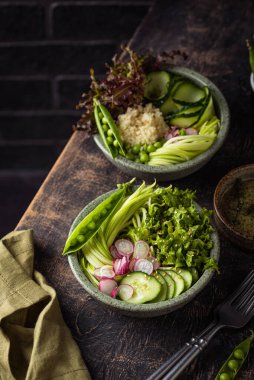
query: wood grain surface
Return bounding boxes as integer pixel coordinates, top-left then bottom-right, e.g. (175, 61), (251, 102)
(17, 0), (254, 379)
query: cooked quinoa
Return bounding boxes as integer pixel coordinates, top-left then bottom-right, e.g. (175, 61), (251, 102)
(117, 103), (168, 145)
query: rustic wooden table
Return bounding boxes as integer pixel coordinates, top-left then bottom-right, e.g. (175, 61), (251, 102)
(17, 0), (254, 379)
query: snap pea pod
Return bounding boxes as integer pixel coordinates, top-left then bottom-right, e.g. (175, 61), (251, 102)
(94, 99), (125, 158)
(62, 187), (126, 255)
(215, 332), (254, 380)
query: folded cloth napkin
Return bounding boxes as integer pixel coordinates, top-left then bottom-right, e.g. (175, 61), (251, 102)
(0, 230), (91, 380)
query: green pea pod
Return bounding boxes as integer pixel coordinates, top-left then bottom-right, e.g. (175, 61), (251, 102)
(247, 39), (254, 73)
(94, 99), (125, 158)
(62, 187), (126, 255)
(94, 104), (118, 158)
(214, 332), (254, 380)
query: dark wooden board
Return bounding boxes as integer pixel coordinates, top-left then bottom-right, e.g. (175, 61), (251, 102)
(17, 0), (254, 379)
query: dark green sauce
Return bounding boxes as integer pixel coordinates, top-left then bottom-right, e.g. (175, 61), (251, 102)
(222, 178), (254, 238)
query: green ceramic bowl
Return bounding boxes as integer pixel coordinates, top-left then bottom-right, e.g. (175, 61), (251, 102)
(68, 188), (220, 318)
(94, 66), (230, 181)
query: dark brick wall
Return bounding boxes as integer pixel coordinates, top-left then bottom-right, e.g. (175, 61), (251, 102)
(0, 1), (152, 170)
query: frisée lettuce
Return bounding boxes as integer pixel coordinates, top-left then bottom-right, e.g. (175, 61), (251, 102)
(125, 185), (218, 272)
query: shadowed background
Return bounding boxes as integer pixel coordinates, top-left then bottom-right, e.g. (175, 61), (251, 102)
(0, 0), (153, 236)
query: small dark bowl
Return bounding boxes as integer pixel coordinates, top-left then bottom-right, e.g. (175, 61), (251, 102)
(213, 164), (254, 251)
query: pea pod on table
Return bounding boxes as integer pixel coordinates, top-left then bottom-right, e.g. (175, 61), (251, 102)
(215, 332), (253, 380)
(94, 99), (125, 159)
(62, 186), (126, 255)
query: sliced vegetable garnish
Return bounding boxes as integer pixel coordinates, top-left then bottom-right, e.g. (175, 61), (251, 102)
(110, 245), (120, 259)
(120, 272), (161, 304)
(115, 239), (134, 257)
(113, 256), (129, 275)
(94, 265), (115, 279)
(158, 270), (175, 299)
(144, 71), (171, 101)
(151, 271), (168, 302)
(129, 258), (138, 272)
(148, 118), (219, 166)
(164, 270), (185, 297)
(111, 286), (118, 299)
(175, 268), (193, 290)
(172, 81), (206, 105)
(117, 284), (134, 301)
(99, 279), (118, 296)
(133, 240), (150, 259)
(133, 259), (154, 275)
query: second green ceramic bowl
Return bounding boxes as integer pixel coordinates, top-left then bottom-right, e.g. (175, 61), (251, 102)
(94, 66), (230, 181)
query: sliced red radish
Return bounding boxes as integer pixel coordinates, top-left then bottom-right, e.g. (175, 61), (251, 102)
(111, 286), (118, 299)
(185, 127), (198, 135)
(94, 265), (115, 279)
(110, 245), (120, 259)
(147, 256), (161, 271)
(98, 279), (117, 296)
(115, 239), (134, 257)
(117, 284), (134, 301)
(113, 256), (129, 275)
(129, 258), (138, 272)
(134, 259), (154, 275)
(133, 240), (150, 259)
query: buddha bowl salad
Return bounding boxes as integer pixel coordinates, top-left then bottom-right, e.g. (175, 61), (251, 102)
(76, 48), (220, 166)
(63, 180), (218, 304)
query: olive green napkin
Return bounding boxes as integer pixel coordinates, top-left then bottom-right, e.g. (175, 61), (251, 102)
(0, 230), (91, 380)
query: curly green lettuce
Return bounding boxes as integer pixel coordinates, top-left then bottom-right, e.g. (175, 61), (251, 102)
(126, 185), (218, 273)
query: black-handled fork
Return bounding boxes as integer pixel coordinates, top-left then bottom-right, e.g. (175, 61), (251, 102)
(147, 270), (254, 380)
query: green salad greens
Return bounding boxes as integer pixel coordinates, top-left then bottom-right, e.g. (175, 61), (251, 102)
(125, 185), (217, 272)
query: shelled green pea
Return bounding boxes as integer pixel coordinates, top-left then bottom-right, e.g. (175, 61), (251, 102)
(124, 139), (166, 164)
(215, 332), (253, 380)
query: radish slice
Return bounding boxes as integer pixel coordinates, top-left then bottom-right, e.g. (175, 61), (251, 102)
(129, 258), (138, 272)
(115, 239), (134, 257)
(147, 256), (161, 271)
(134, 259), (154, 275)
(99, 279), (117, 296)
(133, 240), (150, 259)
(113, 256), (129, 275)
(185, 127), (198, 135)
(94, 265), (115, 279)
(118, 284), (134, 301)
(110, 245), (120, 259)
(111, 286), (118, 299)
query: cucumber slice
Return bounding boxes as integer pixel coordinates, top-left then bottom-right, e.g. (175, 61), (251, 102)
(151, 271), (168, 302)
(172, 81), (206, 105)
(169, 112), (201, 128)
(175, 268), (192, 290)
(160, 95), (179, 115)
(144, 71), (171, 101)
(159, 78), (184, 115)
(195, 88), (215, 128)
(164, 270), (185, 297)
(190, 267), (199, 284)
(158, 270), (175, 299)
(119, 272), (161, 304)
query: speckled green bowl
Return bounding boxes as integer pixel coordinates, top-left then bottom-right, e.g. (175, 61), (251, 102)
(93, 66), (230, 181)
(68, 188), (220, 318)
